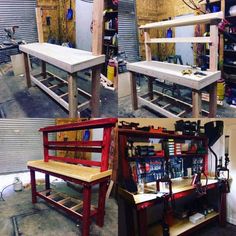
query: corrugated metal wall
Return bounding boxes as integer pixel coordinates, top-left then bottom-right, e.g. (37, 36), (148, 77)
(0, 119), (55, 174)
(0, 0), (38, 63)
(118, 0), (139, 62)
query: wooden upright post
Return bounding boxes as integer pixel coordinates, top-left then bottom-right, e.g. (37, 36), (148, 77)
(35, 7), (44, 43)
(144, 30), (152, 61)
(68, 73), (78, 118)
(92, 0), (105, 56)
(209, 24), (219, 117)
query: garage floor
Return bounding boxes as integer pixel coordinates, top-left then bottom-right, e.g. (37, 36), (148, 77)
(0, 174), (117, 236)
(0, 62), (118, 118)
(118, 73), (236, 118)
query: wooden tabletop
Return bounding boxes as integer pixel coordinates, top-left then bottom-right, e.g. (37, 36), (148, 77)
(119, 177), (218, 205)
(127, 61), (221, 90)
(27, 160), (112, 182)
(20, 43), (105, 73)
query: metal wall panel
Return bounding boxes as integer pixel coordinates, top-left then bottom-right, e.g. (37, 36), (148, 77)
(0, 0), (38, 63)
(0, 119), (55, 174)
(118, 0), (139, 62)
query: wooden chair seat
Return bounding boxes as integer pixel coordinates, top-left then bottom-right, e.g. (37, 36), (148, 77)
(28, 160), (112, 182)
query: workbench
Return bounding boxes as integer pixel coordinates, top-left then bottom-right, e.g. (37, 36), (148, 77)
(28, 118), (117, 236)
(128, 12), (223, 118)
(20, 43), (105, 118)
(119, 178), (220, 236)
(118, 128), (227, 236)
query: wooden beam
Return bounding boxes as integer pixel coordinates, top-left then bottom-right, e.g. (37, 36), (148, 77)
(209, 82), (217, 117)
(23, 53), (31, 88)
(91, 66), (101, 117)
(35, 7), (44, 43)
(68, 73), (78, 118)
(140, 12), (223, 29)
(209, 24), (219, 72)
(192, 90), (202, 118)
(129, 72), (138, 110)
(147, 37), (212, 44)
(92, 0), (104, 56)
(144, 31), (152, 61)
(42, 61), (46, 79)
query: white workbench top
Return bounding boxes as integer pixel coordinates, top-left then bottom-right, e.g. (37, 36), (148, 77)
(127, 61), (221, 90)
(20, 43), (105, 73)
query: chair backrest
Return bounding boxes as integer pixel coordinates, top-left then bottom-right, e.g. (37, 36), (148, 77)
(40, 118), (117, 172)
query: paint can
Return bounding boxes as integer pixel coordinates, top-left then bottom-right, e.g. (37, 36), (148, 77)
(107, 60), (116, 83)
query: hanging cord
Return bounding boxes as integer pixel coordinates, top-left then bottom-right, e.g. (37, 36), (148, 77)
(182, 0), (206, 14)
(0, 184), (14, 201)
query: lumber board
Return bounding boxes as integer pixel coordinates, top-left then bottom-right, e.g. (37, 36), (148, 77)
(27, 160), (112, 182)
(147, 37), (212, 44)
(140, 11), (223, 29)
(127, 61), (220, 90)
(20, 43), (105, 73)
(138, 96), (179, 118)
(120, 178), (218, 205)
(35, 7), (44, 43)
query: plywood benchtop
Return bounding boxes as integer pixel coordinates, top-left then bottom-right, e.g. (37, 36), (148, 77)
(27, 160), (112, 182)
(20, 43), (105, 73)
(127, 61), (221, 90)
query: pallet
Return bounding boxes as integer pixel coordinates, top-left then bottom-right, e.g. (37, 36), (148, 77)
(31, 71), (93, 116)
(138, 90), (209, 118)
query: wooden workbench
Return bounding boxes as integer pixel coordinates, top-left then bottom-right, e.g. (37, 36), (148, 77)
(20, 43), (105, 118)
(119, 177), (220, 236)
(128, 12), (223, 118)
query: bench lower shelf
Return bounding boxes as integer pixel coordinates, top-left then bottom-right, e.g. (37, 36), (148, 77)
(38, 189), (97, 220)
(149, 211), (219, 236)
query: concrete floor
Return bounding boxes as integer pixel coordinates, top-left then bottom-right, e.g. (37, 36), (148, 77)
(0, 172), (118, 236)
(0, 62), (118, 118)
(118, 74), (236, 118)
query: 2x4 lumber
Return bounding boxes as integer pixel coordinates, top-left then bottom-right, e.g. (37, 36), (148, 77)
(48, 156), (102, 167)
(144, 31), (152, 61)
(47, 140), (103, 147)
(138, 96), (179, 118)
(129, 72), (138, 110)
(68, 73), (78, 118)
(92, 0), (104, 55)
(23, 53), (31, 88)
(192, 90), (202, 118)
(35, 7), (44, 43)
(91, 66), (101, 117)
(39, 118), (117, 132)
(146, 37), (212, 44)
(209, 82), (217, 117)
(140, 12), (223, 29)
(58, 197), (71, 205)
(209, 25), (219, 72)
(70, 203), (83, 212)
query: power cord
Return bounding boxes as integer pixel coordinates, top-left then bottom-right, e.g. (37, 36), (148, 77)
(0, 184), (14, 201)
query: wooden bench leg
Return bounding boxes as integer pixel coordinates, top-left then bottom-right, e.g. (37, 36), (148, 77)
(68, 73), (78, 118)
(45, 174), (50, 196)
(42, 60), (46, 79)
(130, 72), (138, 110)
(96, 181), (108, 227)
(148, 77), (154, 100)
(209, 82), (217, 118)
(137, 208), (147, 236)
(23, 52), (31, 88)
(82, 185), (91, 236)
(192, 89), (202, 118)
(91, 65), (101, 117)
(30, 169), (37, 204)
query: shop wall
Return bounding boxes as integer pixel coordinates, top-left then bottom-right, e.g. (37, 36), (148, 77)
(37, 0), (76, 45)
(136, 0), (195, 60)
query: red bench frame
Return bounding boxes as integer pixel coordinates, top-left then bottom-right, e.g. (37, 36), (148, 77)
(28, 118), (117, 236)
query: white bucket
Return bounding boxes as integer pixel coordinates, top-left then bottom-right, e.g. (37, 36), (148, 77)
(229, 6), (236, 16)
